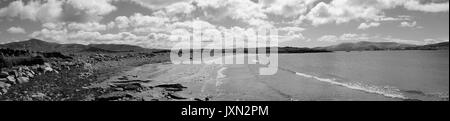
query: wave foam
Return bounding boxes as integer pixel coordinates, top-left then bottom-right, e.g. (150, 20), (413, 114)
(294, 72), (407, 99)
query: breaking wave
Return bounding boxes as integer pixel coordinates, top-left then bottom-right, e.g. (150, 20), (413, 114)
(294, 72), (408, 99)
(273, 66), (408, 99)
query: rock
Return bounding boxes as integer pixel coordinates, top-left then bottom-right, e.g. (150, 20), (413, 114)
(0, 71), (9, 78)
(117, 76), (129, 80)
(0, 78), (8, 83)
(110, 83), (145, 91)
(114, 88), (124, 91)
(25, 71), (34, 78)
(6, 76), (16, 84)
(79, 72), (92, 78)
(44, 67), (54, 73)
(31, 92), (47, 98)
(44, 63), (52, 67)
(96, 92), (134, 101)
(194, 98), (204, 101)
(16, 77), (30, 84)
(8, 70), (18, 77)
(112, 80), (152, 84)
(0, 88), (7, 95)
(0, 81), (11, 89)
(29, 70), (35, 75)
(155, 83), (187, 92)
(166, 92), (187, 100)
(142, 96), (156, 101)
(0, 82), (10, 95)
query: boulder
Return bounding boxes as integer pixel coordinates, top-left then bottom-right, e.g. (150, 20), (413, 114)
(0, 88), (7, 95)
(44, 67), (54, 73)
(16, 77), (30, 84)
(8, 70), (18, 77)
(29, 70), (35, 75)
(96, 92), (134, 101)
(155, 84), (187, 92)
(6, 76), (16, 84)
(25, 71), (34, 78)
(0, 82), (11, 95)
(44, 63), (52, 67)
(0, 81), (11, 89)
(0, 71), (9, 78)
(109, 83), (145, 91)
(0, 78), (8, 83)
(31, 92), (47, 98)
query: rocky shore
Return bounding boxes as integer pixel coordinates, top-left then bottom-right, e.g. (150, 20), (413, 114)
(0, 50), (172, 101)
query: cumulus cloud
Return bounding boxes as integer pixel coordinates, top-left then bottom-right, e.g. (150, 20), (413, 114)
(300, 0), (449, 26)
(0, 0), (117, 23)
(2, 0), (447, 47)
(195, 0), (268, 25)
(163, 1), (196, 15)
(358, 22), (381, 30)
(404, 0), (449, 12)
(317, 33), (370, 42)
(111, 13), (170, 34)
(66, 0), (116, 15)
(317, 35), (339, 42)
(261, 0), (317, 17)
(0, 0), (64, 23)
(31, 29), (174, 48)
(67, 22), (111, 32)
(301, 0), (392, 26)
(126, 0), (190, 10)
(400, 21), (417, 27)
(7, 26), (26, 34)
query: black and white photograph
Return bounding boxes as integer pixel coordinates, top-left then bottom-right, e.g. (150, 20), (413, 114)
(0, 0), (448, 120)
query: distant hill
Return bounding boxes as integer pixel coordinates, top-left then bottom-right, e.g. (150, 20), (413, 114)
(88, 44), (147, 52)
(78, 47), (118, 53)
(0, 39), (148, 53)
(317, 41), (417, 51)
(0, 39), (87, 53)
(406, 42), (449, 50)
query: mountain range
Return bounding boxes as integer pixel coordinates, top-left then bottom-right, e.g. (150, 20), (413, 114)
(0, 39), (148, 53)
(316, 41), (449, 51)
(0, 39), (448, 53)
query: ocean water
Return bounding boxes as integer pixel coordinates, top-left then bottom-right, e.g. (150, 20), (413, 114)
(275, 50), (449, 101)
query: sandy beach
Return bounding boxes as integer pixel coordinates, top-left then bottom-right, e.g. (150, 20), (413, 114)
(93, 53), (415, 101)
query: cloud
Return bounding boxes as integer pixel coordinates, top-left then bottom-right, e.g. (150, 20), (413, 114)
(66, 0), (116, 15)
(400, 21), (417, 27)
(317, 33), (370, 42)
(300, 0), (449, 26)
(0, 0), (117, 23)
(195, 0), (268, 25)
(317, 35), (339, 42)
(0, 0), (64, 23)
(403, 0), (449, 12)
(7, 26), (26, 34)
(163, 1), (196, 15)
(111, 13), (170, 34)
(358, 22), (381, 30)
(114, 16), (130, 29)
(126, 0), (190, 10)
(301, 0), (395, 26)
(261, 0), (317, 17)
(67, 22), (112, 32)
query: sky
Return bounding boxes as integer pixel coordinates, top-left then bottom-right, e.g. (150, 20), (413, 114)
(0, 0), (448, 48)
